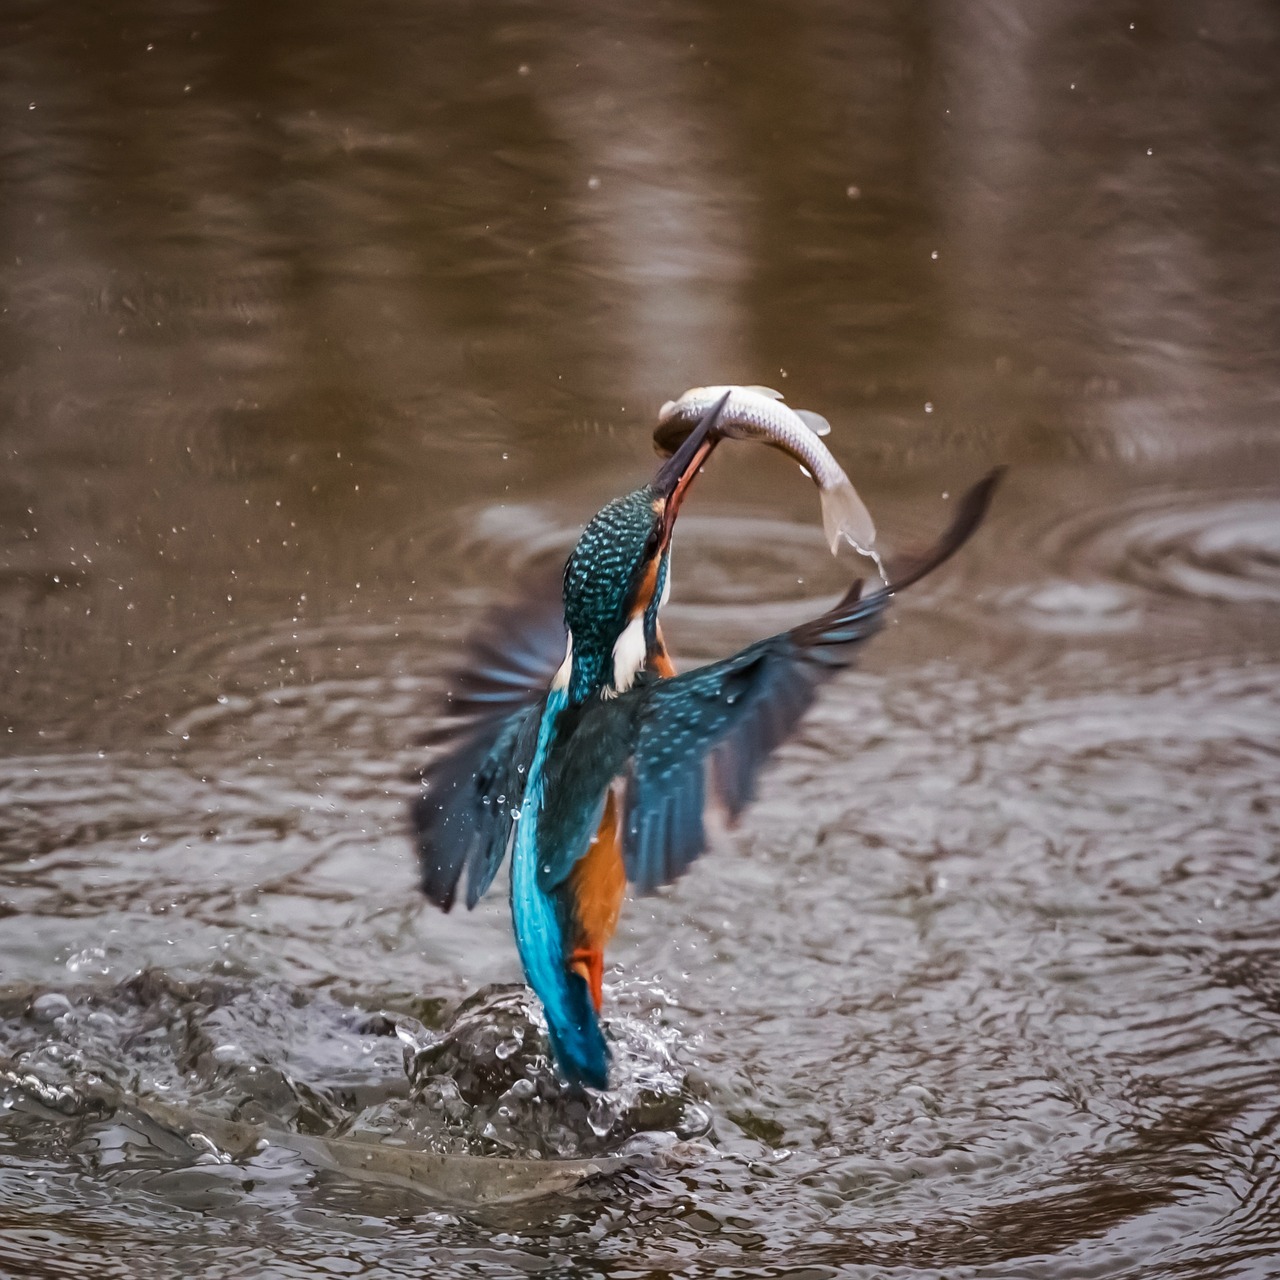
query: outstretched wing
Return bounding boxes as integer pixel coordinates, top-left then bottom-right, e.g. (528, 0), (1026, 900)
(621, 468), (1003, 892)
(413, 561), (567, 911)
(620, 580), (882, 892)
(418, 559), (568, 747)
(414, 700), (543, 910)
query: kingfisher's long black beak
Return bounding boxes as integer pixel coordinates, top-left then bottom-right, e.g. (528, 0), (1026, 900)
(652, 391), (731, 546)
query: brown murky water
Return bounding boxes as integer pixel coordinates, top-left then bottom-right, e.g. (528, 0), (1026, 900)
(3, 2), (1279, 1276)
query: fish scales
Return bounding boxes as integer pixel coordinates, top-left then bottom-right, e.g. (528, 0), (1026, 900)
(653, 384), (877, 554)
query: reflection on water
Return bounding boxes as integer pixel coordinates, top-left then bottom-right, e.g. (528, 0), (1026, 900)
(2, 0), (1279, 1275)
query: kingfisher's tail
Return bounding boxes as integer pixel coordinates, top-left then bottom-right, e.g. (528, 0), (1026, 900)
(512, 848), (610, 1090)
(544, 968), (609, 1091)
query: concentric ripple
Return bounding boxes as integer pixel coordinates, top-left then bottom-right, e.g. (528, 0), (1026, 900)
(1119, 496), (1280, 605)
(1038, 490), (1280, 612)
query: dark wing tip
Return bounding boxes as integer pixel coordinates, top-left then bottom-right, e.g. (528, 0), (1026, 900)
(882, 466), (1004, 594)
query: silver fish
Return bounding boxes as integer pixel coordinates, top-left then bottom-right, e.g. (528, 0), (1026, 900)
(654, 384), (876, 554)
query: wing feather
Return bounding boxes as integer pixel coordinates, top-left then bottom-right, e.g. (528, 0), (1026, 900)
(420, 560), (567, 746)
(413, 699), (544, 911)
(620, 469), (1002, 890)
(412, 560), (567, 911)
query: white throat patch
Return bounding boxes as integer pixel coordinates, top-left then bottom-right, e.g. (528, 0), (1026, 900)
(551, 631), (574, 691)
(610, 613), (647, 695)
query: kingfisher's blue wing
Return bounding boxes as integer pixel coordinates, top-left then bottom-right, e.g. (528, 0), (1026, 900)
(413, 562), (567, 911)
(620, 581), (884, 892)
(534, 697), (638, 894)
(621, 468), (1003, 893)
(419, 561), (568, 745)
(414, 701), (544, 910)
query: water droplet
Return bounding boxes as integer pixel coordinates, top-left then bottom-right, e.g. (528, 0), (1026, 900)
(65, 946), (109, 976)
(494, 1033), (523, 1061)
(587, 1092), (620, 1136)
(31, 993), (73, 1021)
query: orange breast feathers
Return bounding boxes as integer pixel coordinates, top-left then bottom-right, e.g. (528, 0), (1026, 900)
(568, 788), (626, 1013)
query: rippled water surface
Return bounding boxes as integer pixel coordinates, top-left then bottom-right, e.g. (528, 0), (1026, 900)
(3, 2), (1279, 1276)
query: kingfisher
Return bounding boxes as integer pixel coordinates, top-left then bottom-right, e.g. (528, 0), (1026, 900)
(414, 398), (1000, 1089)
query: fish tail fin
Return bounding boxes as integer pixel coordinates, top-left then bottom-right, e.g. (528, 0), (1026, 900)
(820, 478), (877, 555)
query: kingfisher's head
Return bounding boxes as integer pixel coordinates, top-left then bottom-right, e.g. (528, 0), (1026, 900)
(557, 393), (728, 704)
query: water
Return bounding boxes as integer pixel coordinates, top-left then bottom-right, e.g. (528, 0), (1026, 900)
(2, 1), (1279, 1275)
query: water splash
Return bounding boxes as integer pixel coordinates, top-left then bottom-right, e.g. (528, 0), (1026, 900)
(0, 970), (710, 1210)
(400, 984), (706, 1159)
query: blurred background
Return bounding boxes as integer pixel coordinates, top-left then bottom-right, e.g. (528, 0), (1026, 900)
(2, 2), (1278, 1275)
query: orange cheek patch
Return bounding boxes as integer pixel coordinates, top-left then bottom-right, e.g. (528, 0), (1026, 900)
(630, 555), (660, 621)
